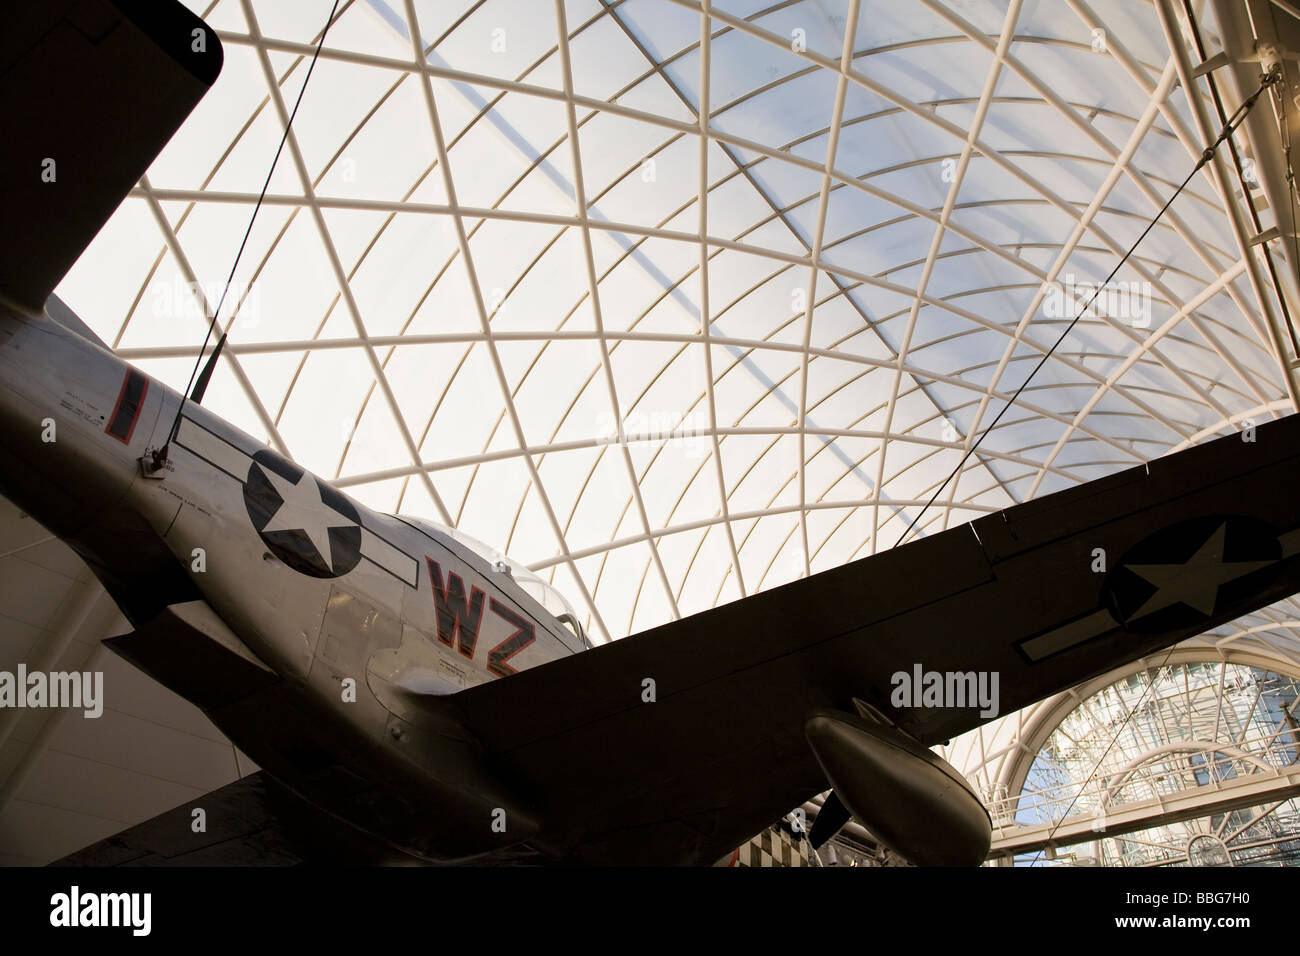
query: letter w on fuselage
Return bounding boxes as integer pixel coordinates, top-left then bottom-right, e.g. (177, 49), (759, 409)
(427, 558), (484, 659)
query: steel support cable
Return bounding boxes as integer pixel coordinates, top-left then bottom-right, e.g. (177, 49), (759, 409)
(1004, 56), (1283, 865)
(1026, 644), (1179, 866)
(1265, 0), (1300, 357)
(157, 0), (341, 463)
(892, 67), (1282, 550)
(1185, 0), (1300, 357)
(931, 71), (1279, 863)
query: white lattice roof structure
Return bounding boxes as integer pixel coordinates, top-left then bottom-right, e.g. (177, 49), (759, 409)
(48, 0), (1300, 642)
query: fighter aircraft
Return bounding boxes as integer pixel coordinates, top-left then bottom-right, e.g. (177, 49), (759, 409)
(4, 0), (1300, 867)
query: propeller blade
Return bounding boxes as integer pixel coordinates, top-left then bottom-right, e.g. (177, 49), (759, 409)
(809, 791), (852, 850)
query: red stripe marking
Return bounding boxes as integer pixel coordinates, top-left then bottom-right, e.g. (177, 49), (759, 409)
(105, 370), (149, 445)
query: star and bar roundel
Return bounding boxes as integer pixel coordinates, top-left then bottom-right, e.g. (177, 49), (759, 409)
(169, 417), (419, 586)
(1101, 515), (1284, 633)
(242, 449), (362, 578)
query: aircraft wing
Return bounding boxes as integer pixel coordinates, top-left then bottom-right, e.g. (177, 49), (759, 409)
(52, 770), (481, 866)
(54, 772), (305, 867)
(448, 414), (1300, 864)
(0, 0), (222, 315)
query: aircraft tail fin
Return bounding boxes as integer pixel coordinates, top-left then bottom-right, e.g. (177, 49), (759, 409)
(44, 293), (109, 349)
(0, 0), (222, 316)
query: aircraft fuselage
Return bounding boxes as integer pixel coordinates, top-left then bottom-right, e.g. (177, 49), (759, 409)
(0, 304), (585, 861)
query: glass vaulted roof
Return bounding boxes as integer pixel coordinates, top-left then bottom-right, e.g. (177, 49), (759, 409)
(55, 0), (1300, 644)
(1014, 661), (1300, 866)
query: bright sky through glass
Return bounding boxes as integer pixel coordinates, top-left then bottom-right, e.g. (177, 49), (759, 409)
(56, 0), (1299, 648)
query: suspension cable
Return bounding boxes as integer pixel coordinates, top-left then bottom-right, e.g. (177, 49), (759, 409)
(1027, 644), (1178, 866)
(1264, 1), (1300, 358)
(156, 0), (341, 464)
(1185, 0), (1300, 358)
(892, 67), (1281, 549)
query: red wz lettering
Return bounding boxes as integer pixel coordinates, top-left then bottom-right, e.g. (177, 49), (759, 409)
(426, 559), (536, 677)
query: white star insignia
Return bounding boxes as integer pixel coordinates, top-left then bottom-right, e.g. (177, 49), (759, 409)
(260, 468), (355, 569)
(1124, 523), (1274, 622)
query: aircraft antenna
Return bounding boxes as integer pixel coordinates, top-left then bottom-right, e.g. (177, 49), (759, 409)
(156, 0), (342, 466)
